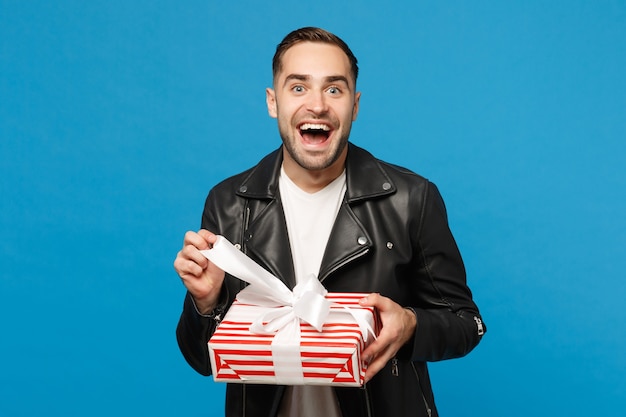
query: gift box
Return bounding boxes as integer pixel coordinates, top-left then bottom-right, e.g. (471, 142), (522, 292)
(200, 236), (380, 387)
(208, 293), (379, 386)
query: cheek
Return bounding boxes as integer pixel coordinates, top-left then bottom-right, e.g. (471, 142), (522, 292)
(333, 100), (357, 121)
(341, 108), (357, 124)
(278, 102), (303, 122)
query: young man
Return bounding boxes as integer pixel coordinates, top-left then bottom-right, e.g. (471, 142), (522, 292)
(174, 27), (485, 417)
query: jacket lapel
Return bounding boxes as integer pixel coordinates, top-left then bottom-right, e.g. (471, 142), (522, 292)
(319, 145), (395, 282)
(318, 201), (372, 282)
(237, 148), (297, 289)
(236, 144), (396, 288)
(243, 196), (297, 290)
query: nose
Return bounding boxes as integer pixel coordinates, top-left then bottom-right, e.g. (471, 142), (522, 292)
(306, 90), (328, 115)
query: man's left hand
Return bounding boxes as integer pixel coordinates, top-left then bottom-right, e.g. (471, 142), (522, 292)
(359, 293), (418, 383)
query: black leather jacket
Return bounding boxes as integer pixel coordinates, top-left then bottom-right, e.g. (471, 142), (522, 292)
(177, 143), (485, 417)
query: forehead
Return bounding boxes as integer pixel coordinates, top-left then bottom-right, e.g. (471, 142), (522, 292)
(277, 42), (353, 85)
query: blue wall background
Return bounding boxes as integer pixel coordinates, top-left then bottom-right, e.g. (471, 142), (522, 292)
(1, 1), (624, 416)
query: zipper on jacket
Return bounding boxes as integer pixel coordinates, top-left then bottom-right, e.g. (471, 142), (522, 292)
(209, 306), (224, 326)
(391, 357), (399, 377)
(362, 383), (373, 417)
(242, 384), (246, 417)
(410, 362), (433, 417)
(241, 205), (251, 255)
(474, 316), (485, 336)
(240, 205), (251, 291)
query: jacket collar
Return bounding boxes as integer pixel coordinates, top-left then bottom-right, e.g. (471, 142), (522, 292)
(235, 143), (396, 201)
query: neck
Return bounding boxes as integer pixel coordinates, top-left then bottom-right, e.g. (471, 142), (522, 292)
(281, 149), (347, 193)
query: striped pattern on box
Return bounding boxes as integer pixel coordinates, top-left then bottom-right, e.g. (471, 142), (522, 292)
(208, 293), (379, 387)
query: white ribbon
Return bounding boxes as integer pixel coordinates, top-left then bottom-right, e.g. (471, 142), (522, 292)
(201, 235), (375, 384)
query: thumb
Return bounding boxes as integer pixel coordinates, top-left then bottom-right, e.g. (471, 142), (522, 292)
(359, 292), (381, 307)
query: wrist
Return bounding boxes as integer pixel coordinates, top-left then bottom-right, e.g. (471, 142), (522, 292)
(404, 307), (418, 335)
(191, 290), (220, 315)
(190, 284), (228, 316)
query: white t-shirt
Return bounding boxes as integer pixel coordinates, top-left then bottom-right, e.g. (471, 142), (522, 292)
(277, 165), (346, 417)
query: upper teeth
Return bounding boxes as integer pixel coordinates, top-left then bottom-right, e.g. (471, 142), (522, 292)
(301, 123), (330, 131)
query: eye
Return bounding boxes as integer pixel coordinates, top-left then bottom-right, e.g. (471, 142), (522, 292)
(327, 86), (341, 95)
(292, 85), (305, 93)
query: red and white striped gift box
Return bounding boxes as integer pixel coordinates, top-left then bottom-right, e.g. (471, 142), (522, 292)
(208, 293), (379, 386)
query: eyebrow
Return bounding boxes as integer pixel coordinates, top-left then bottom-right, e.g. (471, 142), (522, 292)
(283, 74), (309, 86)
(282, 74), (352, 89)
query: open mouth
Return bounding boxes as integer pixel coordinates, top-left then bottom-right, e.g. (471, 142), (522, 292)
(299, 123), (331, 145)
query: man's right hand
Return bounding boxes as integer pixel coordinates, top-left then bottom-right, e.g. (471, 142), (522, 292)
(174, 229), (226, 314)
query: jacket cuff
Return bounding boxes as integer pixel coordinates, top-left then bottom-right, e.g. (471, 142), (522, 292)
(188, 281), (230, 317)
(408, 308), (485, 362)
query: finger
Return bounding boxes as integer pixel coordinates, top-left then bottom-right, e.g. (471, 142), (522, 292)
(174, 255), (205, 278)
(181, 244), (210, 267)
(361, 328), (397, 361)
(364, 346), (395, 383)
(197, 229), (218, 246)
(359, 292), (394, 311)
(358, 292), (379, 307)
(183, 230), (212, 250)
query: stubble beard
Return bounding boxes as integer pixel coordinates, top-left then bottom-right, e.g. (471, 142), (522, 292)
(278, 121), (351, 172)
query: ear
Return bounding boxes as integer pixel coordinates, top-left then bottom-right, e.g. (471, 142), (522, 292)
(352, 91), (361, 121)
(266, 88), (277, 118)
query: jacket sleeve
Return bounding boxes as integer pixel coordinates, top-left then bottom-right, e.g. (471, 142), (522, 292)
(176, 292), (221, 376)
(175, 189), (231, 376)
(406, 182), (486, 362)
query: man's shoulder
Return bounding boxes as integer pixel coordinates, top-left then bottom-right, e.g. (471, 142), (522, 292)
(209, 147), (282, 197)
(378, 159), (428, 182)
(349, 143), (430, 186)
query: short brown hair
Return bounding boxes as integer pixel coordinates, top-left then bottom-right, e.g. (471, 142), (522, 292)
(272, 27), (359, 86)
